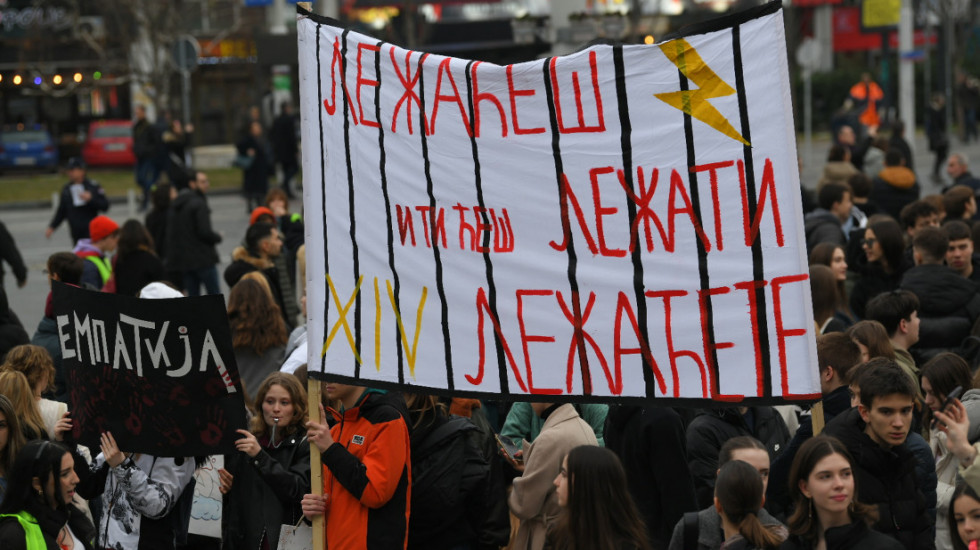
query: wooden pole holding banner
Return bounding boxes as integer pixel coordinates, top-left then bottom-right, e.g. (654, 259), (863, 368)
(295, 9), (322, 549)
(811, 401), (825, 436)
(307, 379), (324, 550)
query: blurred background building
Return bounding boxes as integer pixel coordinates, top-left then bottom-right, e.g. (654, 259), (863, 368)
(0, 0), (978, 157)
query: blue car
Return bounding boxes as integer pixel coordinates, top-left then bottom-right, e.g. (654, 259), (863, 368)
(0, 127), (59, 173)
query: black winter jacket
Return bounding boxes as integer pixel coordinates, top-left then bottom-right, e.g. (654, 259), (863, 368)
(768, 386), (853, 517)
(113, 249), (164, 297)
(606, 405), (698, 550)
(850, 261), (903, 320)
(165, 189), (221, 271)
(821, 408), (934, 550)
(686, 407), (790, 509)
(222, 428), (311, 550)
(779, 519), (903, 550)
(48, 178), (110, 244)
(0, 220), (26, 288)
(900, 264), (980, 349)
(407, 413), (492, 550)
(804, 209), (846, 255)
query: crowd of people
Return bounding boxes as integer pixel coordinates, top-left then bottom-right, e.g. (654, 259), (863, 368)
(8, 77), (980, 550)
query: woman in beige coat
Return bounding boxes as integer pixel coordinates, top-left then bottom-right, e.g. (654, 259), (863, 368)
(508, 403), (599, 550)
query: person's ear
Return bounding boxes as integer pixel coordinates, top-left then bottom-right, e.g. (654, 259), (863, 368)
(858, 403), (870, 423)
(899, 318), (909, 334)
(823, 366), (836, 382)
(714, 496), (722, 515)
(31, 476), (42, 493)
(798, 479), (811, 499)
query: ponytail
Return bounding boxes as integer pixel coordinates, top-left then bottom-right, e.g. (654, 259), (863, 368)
(737, 513), (784, 550)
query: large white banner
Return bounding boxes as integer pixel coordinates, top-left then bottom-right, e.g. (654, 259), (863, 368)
(298, 3), (821, 404)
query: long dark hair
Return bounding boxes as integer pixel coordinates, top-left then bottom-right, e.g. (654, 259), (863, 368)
(810, 243), (850, 316)
(786, 436), (877, 542)
(551, 446), (651, 550)
(920, 353), (974, 431)
(715, 460), (784, 549)
(950, 481), (980, 550)
(868, 219), (905, 274)
(227, 278), (287, 354)
(117, 219), (156, 259)
(0, 440), (71, 514)
(0, 393), (25, 478)
(810, 264), (839, 328)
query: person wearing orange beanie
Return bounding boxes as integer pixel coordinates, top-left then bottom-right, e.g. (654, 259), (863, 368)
(72, 215), (119, 290)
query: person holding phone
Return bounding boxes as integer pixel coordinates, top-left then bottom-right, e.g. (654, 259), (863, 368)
(921, 353), (980, 550)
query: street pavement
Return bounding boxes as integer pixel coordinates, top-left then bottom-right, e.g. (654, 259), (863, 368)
(3, 129), (980, 335)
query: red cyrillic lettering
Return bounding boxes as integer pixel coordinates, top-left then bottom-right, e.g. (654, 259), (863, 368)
(516, 289), (561, 394)
(550, 51), (605, 134)
(619, 166), (667, 253)
(691, 161), (735, 251)
(322, 37), (358, 123)
(507, 65), (545, 135)
(550, 174), (599, 254)
(471, 61), (507, 138)
(389, 48), (425, 134)
(613, 292), (667, 394)
(396, 205), (415, 246)
(646, 289), (706, 398)
(740, 158), (786, 247)
(771, 274), (810, 397)
(470, 287), (527, 392)
(428, 58), (473, 137)
(733, 280), (769, 398)
(355, 43), (381, 129)
(667, 169), (712, 253)
(590, 166), (627, 258)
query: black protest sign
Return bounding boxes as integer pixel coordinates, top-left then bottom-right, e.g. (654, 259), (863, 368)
(52, 282), (248, 457)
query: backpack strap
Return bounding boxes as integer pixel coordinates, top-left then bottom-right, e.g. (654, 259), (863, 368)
(683, 511), (700, 550)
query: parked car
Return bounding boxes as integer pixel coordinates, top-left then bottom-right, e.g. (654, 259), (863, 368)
(82, 119), (135, 167)
(0, 126), (58, 173)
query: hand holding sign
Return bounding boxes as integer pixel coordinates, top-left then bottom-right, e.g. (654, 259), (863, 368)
(306, 403), (334, 453)
(53, 411), (72, 442)
(235, 429), (261, 458)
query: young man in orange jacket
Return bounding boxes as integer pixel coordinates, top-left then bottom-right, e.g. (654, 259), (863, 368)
(302, 383), (411, 549)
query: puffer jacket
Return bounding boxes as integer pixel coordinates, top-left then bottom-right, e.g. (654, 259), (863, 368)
(686, 407), (790, 509)
(822, 408), (934, 550)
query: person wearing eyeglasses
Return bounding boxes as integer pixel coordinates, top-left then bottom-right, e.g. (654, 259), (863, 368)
(850, 219), (908, 319)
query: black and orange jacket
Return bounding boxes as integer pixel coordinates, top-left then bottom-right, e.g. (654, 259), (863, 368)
(321, 390), (411, 549)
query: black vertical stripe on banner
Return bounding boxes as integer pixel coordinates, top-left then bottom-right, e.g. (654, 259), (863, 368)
(464, 61), (508, 394)
(415, 55), (454, 390)
(542, 58), (592, 395)
(340, 30), (362, 379)
(316, 23), (331, 376)
(732, 26), (772, 397)
(677, 69), (721, 396)
(612, 46), (656, 398)
(373, 41), (405, 384)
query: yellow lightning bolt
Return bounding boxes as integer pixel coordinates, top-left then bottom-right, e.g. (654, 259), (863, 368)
(655, 39), (750, 146)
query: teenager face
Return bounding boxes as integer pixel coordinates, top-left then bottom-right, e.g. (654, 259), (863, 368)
(859, 393), (914, 448)
(729, 448), (771, 493)
(947, 238), (974, 275)
(38, 453), (78, 509)
(830, 247), (848, 281)
(956, 493), (980, 548)
(262, 384), (295, 431)
(863, 229), (883, 263)
(799, 452), (853, 521)
(553, 455), (570, 507)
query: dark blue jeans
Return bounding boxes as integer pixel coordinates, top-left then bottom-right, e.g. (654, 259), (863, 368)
(135, 158), (159, 210)
(183, 266), (220, 296)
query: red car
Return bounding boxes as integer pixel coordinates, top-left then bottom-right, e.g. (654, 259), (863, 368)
(82, 120), (136, 167)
